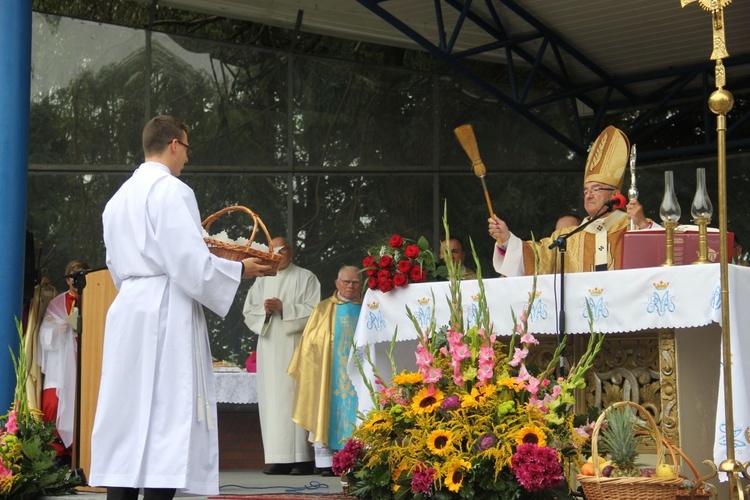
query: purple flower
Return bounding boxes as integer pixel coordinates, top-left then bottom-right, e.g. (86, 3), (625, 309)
(511, 443), (564, 492)
(476, 433), (498, 451)
(441, 394), (461, 412)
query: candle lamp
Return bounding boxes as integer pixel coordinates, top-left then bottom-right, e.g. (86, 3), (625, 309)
(691, 167), (713, 264)
(660, 171), (681, 266)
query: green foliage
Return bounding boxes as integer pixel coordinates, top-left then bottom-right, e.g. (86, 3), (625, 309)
(0, 319), (81, 498)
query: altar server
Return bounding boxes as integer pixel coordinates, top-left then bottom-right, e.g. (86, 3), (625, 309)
(90, 115), (275, 500)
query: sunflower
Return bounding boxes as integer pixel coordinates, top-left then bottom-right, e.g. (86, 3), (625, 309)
(393, 371), (424, 386)
(363, 410), (392, 432)
(427, 429), (454, 455)
(412, 386), (444, 414)
(460, 384), (495, 408)
(444, 459), (472, 492)
(460, 387), (483, 408)
(516, 425), (547, 447)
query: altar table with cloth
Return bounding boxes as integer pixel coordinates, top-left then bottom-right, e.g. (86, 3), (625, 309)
(214, 367), (258, 405)
(347, 264), (750, 474)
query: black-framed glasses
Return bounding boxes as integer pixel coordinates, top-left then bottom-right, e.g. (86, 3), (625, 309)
(172, 139), (193, 156)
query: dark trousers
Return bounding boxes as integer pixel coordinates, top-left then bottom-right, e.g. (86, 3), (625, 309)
(106, 487), (177, 500)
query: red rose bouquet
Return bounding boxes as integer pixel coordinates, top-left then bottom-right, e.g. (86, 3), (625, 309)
(362, 234), (439, 292)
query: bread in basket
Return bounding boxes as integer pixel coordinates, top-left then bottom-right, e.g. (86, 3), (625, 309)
(201, 205), (283, 271)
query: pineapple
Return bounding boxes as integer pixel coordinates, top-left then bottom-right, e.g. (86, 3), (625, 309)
(598, 406), (642, 477)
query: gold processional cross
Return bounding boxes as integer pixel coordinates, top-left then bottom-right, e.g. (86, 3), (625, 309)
(680, 0), (731, 86)
(679, 1), (747, 499)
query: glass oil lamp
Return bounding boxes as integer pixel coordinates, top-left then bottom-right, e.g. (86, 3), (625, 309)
(659, 171), (681, 266)
(691, 168), (713, 264)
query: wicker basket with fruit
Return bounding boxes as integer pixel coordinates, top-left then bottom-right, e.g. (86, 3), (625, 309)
(577, 401), (683, 500)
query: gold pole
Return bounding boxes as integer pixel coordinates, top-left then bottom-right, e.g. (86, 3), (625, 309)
(679, 1), (747, 497)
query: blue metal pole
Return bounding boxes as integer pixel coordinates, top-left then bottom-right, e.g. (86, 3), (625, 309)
(0, 0), (32, 412)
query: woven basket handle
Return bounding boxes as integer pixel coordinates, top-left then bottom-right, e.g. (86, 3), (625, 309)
(590, 401), (667, 479)
(658, 435), (715, 497)
(201, 205), (274, 252)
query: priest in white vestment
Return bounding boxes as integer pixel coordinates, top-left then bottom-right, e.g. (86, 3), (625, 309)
(243, 237), (321, 475)
(89, 115), (275, 500)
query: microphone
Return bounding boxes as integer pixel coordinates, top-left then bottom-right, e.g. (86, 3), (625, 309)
(604, 194), (627, 211)
(63, 269), (91, 279)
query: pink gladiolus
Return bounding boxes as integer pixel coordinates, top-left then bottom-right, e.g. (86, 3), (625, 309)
(478, 344), (494, 363)
(574, 426), (589, 438)
(415, 344), (434, 368)
(516, 364), (531, 383)
(423, 367), (442, 384)
(520, 332), (539, 346)
(447, 328), (463, 343)
(477, 364), (494, 384)
(509, 347), (528, 367)
(451, 343), (471, 360)
(4, 410), (18, 435)
(526, 376), (541, 396)
(518, 309), (527, 325)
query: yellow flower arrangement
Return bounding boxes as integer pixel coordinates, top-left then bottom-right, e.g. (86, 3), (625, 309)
(335, 220), (605, 499)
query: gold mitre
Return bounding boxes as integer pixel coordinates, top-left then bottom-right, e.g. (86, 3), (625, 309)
(583, 126), (630, 190)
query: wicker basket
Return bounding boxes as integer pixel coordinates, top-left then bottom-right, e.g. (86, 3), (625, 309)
(577, 401), (684, 500)
(660, 438), (714, 499)
(201, 205), (283, 270)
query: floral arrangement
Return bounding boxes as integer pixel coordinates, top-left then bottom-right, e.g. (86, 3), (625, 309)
(338, 227), (604, 499)
(361, 234), (444, 293)
(0, 319), (80, 499)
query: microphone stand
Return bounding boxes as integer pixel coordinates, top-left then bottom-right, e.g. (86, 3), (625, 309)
(548, 204), (613, 378)
(66, 266), (106, 484)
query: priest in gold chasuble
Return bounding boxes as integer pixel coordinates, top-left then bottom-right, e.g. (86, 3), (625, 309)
(489, 126), (659, 277)
(288, 265), (362, 471)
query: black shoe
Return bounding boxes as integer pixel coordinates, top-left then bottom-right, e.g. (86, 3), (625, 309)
(263, 463), (293, 475)
(289, 461), (315, 475)
(320, 467), (335, 477)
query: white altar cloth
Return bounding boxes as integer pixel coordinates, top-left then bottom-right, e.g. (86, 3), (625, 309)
(347, 264), (750, 471)
(214, 367), (257, 404)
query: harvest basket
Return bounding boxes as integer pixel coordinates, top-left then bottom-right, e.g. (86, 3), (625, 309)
(577, 401), (684, 500)
(660, 438), (714, 499)
(201, 205), (283, 270)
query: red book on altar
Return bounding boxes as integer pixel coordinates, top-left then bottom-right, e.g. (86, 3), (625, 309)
(621, 228), (733, 269)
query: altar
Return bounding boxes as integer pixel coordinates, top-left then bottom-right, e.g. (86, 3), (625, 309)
(347, 264), (750, 483)
(214, 367), (258, 405)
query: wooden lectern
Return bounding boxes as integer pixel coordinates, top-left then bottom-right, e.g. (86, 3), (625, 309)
(78, 269), (117, 480)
